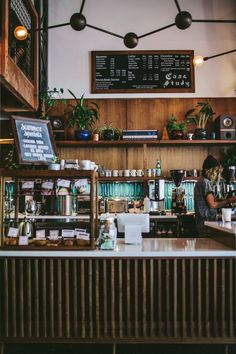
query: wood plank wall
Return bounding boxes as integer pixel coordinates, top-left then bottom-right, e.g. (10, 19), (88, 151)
(0, 257), (235, 343)
(51, 98), (236, 175)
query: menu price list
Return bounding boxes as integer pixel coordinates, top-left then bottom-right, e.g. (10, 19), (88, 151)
(92, 51), (195, 93)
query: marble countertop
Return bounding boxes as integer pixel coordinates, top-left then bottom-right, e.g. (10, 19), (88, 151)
(205, 221), (236, 234)
(0, 238), (235, 258)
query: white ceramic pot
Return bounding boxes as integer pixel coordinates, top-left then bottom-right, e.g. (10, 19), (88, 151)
(48, 163), (61, 170)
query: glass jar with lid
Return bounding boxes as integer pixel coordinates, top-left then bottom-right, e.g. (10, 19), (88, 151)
(99, 216), (117, 250)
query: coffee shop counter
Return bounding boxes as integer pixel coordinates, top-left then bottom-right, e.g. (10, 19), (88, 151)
(0, 237), (235, 344)
(205, 221), (236, 249)
(0, 238), (235, 258)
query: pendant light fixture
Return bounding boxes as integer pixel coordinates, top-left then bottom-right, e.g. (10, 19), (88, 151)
(193, 49), (236, 67)
(13, 0), (236, 54)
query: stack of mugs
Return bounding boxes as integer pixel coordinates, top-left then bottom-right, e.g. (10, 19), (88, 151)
(100, 169), (144, 177)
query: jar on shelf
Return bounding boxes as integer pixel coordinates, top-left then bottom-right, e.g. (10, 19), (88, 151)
(99, 216), (117, 250)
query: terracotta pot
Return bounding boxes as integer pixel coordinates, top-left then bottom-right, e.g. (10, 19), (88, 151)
(66, 127), (75, 140)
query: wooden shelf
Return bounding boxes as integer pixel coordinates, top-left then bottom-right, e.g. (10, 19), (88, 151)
(0, 169), (98, 178)
(56, 140), (155, 147)
(159, 139), (236, 146)
(1, 139), (235, 147)
(55, 139), (236, 147)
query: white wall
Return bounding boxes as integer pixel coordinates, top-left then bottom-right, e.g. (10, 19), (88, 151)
(48, 0), (236, 98)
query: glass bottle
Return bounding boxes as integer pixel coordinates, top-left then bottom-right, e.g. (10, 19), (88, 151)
(156, 160), (162, 177)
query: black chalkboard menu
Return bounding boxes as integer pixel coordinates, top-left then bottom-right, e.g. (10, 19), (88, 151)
(11, 116), (57, 164)
(92, 50), (195, 93)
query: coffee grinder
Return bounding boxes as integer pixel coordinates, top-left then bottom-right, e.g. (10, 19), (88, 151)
(148, 179), (165, 212)
(223, 166), (236, 199)
(170, 170), (186, 214)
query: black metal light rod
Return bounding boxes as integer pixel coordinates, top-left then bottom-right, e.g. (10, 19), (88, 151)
(79, 0), (86, 14)
(193, 19), (236, 23)
(86, 24), (124, 39)
(34, 22), (70, 32)
(139, 23), (175, 39)
(174, 0), (181, 13)
(204, 49), (236, 61)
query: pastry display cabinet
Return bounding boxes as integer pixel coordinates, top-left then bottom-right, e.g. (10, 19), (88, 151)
(0, 169), (98, 250)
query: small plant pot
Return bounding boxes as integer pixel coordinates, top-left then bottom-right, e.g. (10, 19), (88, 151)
(75, 129), (91, 141)
(92, 133), (99, 141)
(171, 130), (184, 140)
(48, 163), (61, 171)
(103, 129), (115, 140)
(194, 128), (207, 140)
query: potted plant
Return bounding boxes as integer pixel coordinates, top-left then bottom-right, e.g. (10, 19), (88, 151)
(185, 101), (215, 139)
(48, 155), (61, 170)
(94, 123), (122, 141)
(221, 145), (236, 181)
(166, 114), (188, 139)
(66, 90), (99, 140)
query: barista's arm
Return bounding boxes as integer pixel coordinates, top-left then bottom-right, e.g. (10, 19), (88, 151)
(206, 193), (236, 209)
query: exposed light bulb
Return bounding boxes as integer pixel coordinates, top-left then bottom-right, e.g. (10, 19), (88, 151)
(14, 26), (28, 40)
(193, 55), (204, 66)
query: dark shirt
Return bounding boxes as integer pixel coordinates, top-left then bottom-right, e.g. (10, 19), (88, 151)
(194, 177), (217, 236)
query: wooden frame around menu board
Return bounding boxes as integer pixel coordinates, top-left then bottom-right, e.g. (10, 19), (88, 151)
(11, 116), (57, 165)
(92, 50), (195, 93)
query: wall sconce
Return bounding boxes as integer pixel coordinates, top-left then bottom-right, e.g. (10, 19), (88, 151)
(14, 25), (29, 41)
(193, 49), (236, 66)
(13, 0), (236, 49)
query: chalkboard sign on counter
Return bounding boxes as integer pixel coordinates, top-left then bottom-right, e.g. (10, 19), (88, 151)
(11, 116), (57, 164)
(92, 50), (195, 93)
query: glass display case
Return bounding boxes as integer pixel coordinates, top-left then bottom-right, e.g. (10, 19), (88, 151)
(0, 169), (98, 249)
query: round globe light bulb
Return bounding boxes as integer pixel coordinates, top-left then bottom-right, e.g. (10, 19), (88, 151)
(193, 55), (204, 66)
(14, 26), (28, 40)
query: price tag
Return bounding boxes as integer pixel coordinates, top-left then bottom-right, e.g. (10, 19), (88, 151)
(7, 227), (18, 237)
(36, 229), (46, 239)
(42, 181), (54, 189)
(75, 179), (88, 187)
(62, 229), (75, 238)
(76, 233), (90, 240)
(49, 230), (59, 239)
(18, 236), (29, 246)
(22, 181), (34, 189)
(57, 179), (71, 188)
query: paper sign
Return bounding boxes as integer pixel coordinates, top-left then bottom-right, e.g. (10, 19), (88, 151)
(7, 227), (18, 237)
(22, 181), (34, 189)
(57, 179), (71, 188)
(75, 179), (88, 187)
(36, 229), (46, 239)
(62, 229), (75, 238)
(19, 236), (29, 246)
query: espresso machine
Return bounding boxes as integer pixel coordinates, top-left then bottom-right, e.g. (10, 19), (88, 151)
(148, 179), (165, 212)
(170, 170), (186, 214)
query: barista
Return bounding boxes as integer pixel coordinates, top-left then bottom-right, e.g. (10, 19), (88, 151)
(194, 155), (236, 236)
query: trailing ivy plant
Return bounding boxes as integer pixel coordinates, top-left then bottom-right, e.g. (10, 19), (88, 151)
(39, 87), (65, 120)
(4, 144), (20, 170)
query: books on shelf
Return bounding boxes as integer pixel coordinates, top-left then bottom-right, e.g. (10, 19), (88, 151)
(122, 135), (158, 140)
(122, 130), (159, 140)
